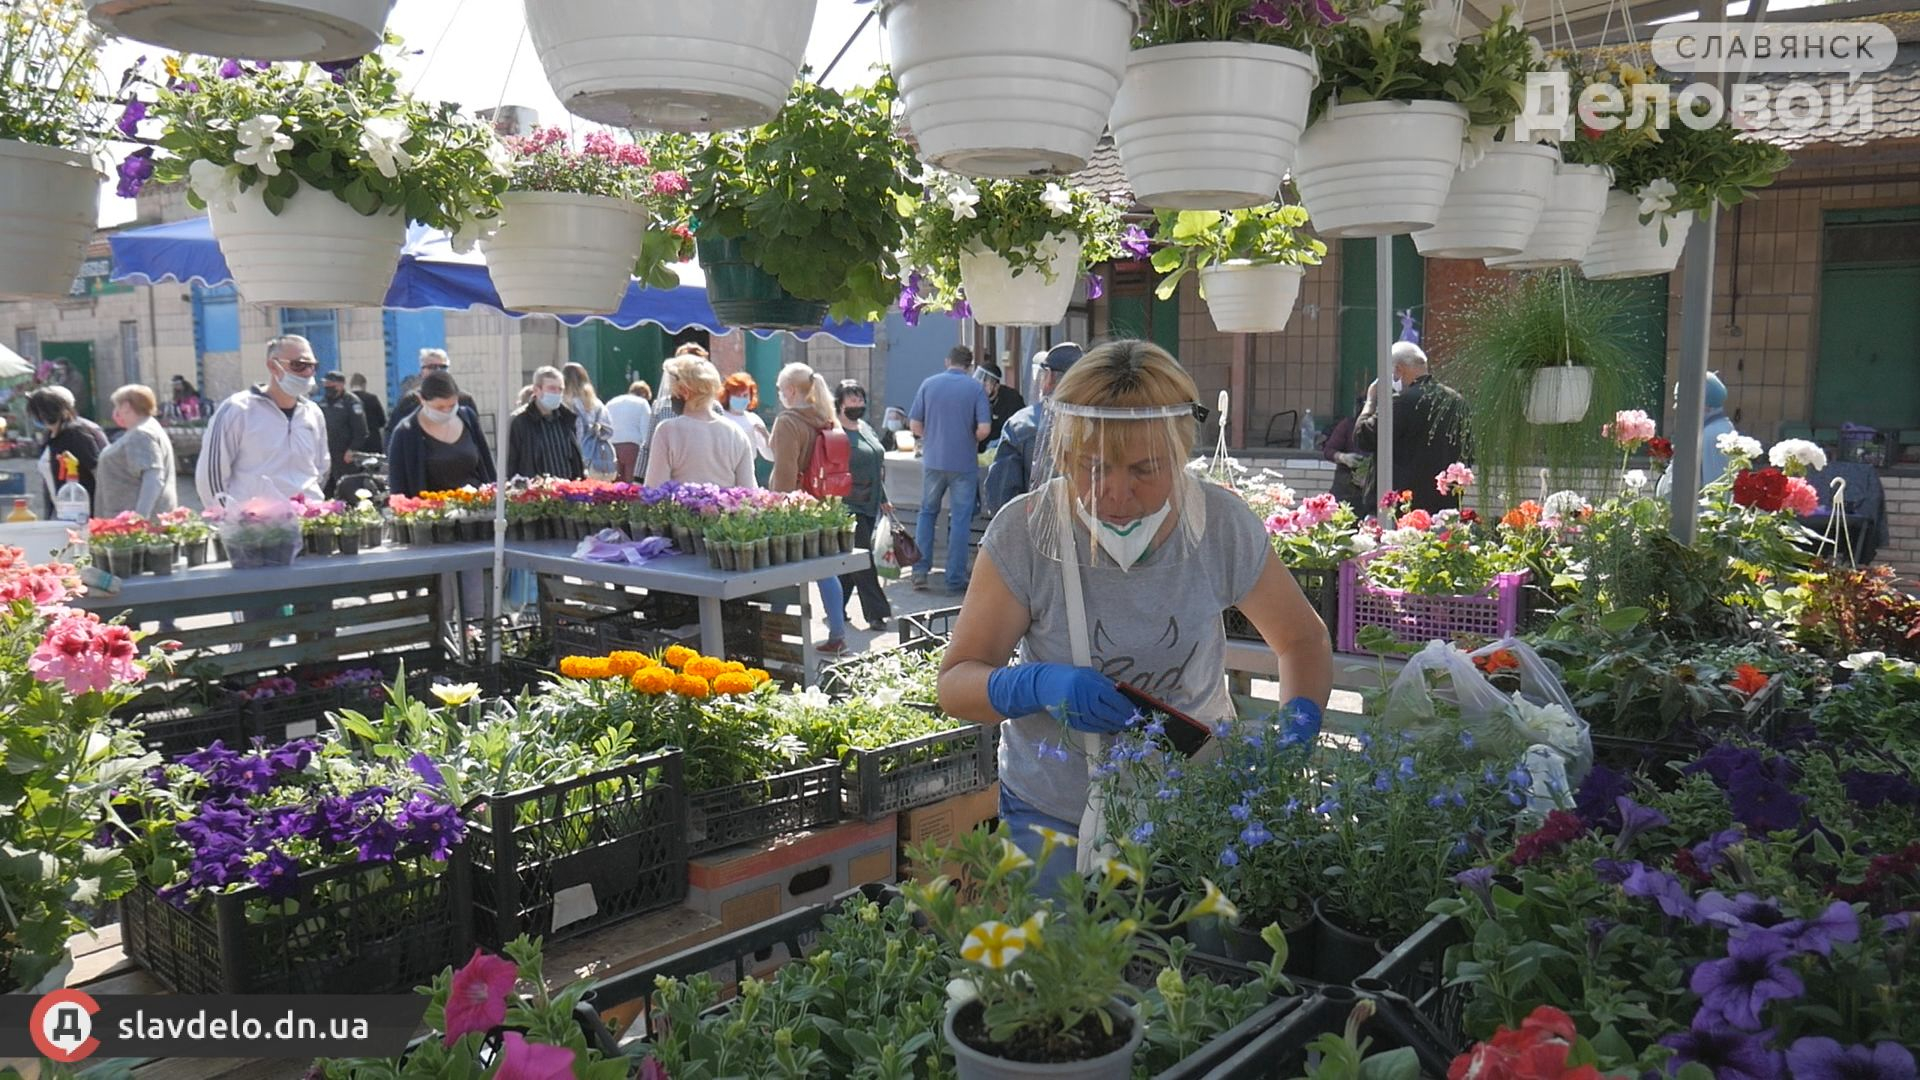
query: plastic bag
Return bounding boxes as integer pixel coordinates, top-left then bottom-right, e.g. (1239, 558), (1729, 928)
(874, 512), (901, 577)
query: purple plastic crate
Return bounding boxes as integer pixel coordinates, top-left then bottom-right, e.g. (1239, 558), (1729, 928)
(1337, 551), (1530, 656)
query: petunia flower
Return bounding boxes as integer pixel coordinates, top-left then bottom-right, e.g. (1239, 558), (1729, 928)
(1785, 1037), (1917, 1080)
(1659, 1017), (1784, 1080)
(1637, 178), (1678, 216)
(492, 1032), (576, 1080)
(1188, 878), (1239, 922)
(960, 920), (1028, 969)
(442, 947), (519, 1044)
(1689, 931), (1803, 1031)
(1612, 796), (1669, 854)
(233, 114), (292, 176)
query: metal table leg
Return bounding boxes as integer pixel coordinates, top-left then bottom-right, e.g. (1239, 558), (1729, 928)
(698, 595), (725, 659)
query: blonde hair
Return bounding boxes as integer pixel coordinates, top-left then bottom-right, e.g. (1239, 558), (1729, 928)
(531, 365), (564, 391)
(1049, 340), (1200, 469)
(664, 356), (723, 411)
(562, 362), (602, 412)
(777, 362), (833, 418)
(112, 384), (158, 418)
(674, 342), (709, 359)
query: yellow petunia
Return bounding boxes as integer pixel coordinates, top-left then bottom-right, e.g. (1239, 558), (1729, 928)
(430, 682), (480, 707)
(663, 645), (698, 670)
(630, 667), (673, 695)
(674, 673), (712, 699)
(1019, 911), (1047, 946)
(1093, 854), (1143, 886)
(995, 838), (1035, 877)
(960, 920), (1028, 970)
(685, 656), (726, 680)
(713, 672), (757, 696)
(1188, 878), (1240, 923)
(1028, 824), (1077, 851)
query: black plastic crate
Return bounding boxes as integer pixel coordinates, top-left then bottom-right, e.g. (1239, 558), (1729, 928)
(686, 761), (843, 856)
(1589, 672), (1789, 770)
(1357, 914), (1470, 1062)
(240, 684), (346, 745)
(121, 846), (472, 995)
(898, 605), (962, 646)
(843, 725), (995, 821)
(1201, 981), (1464, 1079)
(1227, 565), (1340, 642)
(130, 705), (247, 760)
(469, 750), (688, 948)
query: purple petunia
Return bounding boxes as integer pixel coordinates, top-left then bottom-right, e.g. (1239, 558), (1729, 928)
(1623, 863), (1701, 923)
(218, 58), (244, 79)
(1696, 891), (1790, 935)
(1785, 1037), (1917, 1080)
(1612, 795), (1668, 854)
(1689, 931), (1803, 1031)
(1691, 827), (1747, 874)
(1841, 768), (1920, 809)
(1453, 866), (1496, 916)
(1660, 1018), (1784, 1080)
(1592, 857), (1639, 885)
(353, 816), (401, 863)
(1573, 762), (1634, 830)
(116, 99), (148, 138)
(407, 752), (445, 788)
(1085, 273), (1104, 301)
(247, 846), (302, 900)
(395, 794), (463, 860)
(1120, 224), (1152, 259)
(1728, 766), (1806, 834)
(1779, 900), (1860, 957)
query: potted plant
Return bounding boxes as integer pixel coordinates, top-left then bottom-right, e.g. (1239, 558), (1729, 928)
(88, 512), (155, 578)
(82, 0), (393, 62)
(878, 0), (1135, 177)
(388, 494), (438, 548)
(1441, 270), (1651, 499)
(1147, 204), (1327, 334)
(480, 127), (677, 314)
(0, 0), (106, 299)
(157, 507), (215, 566)
(683, 78), (922, 329)
(1108, 1), (1334, 209)
(523, 0), (816, 131)
(297, 497), (343, 556)
(1581, 93), (1790, 280)
(143, 532), (177, 575)
(340, 492), (382, 553)
(901, 827), (1250, 1079)
(1294, 0), (1534, 238)
(139, 46), (509, 307)
(905, 175), (1124, 327)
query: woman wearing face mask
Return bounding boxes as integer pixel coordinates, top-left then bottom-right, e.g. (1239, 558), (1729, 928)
(769, 362), (850, 654)
(507, 367), (585, 480)
(721, 372), (775, 484)
(879, 406), (909, 452)
(386, 371), (497, 497)
(643, 356), (755, 489)
(562, 363), (618, 481)
(832, 380), (893, 632)
(938, 340), (1334, 893)
(94, 385), (178, 518)
(27, 388), (99, 520)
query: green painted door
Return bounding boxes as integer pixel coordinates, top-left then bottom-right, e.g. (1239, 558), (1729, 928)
(567, 324), (667, 398)
(1106, 291), (1180, 358)
(41, 342), (96, 418)
(1815, 264), (1920, 431)
(1338, 237), (1425, 411)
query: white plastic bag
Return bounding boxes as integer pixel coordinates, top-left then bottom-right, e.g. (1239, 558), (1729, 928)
(875, 512), (898, 569)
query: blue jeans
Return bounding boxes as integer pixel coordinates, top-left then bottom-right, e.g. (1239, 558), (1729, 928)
(1000, 784), (1080, 899)
(915, 468), (978, 589)
(817, 575), (846, 642)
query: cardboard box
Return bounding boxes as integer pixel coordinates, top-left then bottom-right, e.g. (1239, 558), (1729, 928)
(898, 783), (1000, 884)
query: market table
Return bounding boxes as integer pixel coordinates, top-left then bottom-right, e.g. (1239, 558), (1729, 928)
(1224, 639), (1406, 695)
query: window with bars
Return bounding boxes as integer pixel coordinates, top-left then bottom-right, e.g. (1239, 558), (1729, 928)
(279, 308), (340, 365)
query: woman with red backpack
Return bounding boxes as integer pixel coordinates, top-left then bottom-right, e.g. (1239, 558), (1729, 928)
(771, 363), (851, 655)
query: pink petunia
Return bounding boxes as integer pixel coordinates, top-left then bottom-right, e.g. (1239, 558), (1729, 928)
(441, 947), (519, 1045)
(651, 171), (689, 197)
(491, 1032), (576, 1080)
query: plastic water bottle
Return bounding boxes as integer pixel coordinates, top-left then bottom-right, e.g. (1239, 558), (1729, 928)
(54, 452), (89, 526)
(1299, 410), (1318, 450)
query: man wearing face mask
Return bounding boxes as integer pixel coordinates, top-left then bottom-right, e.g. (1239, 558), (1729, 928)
(196, 335), (331, 506)
(1353, 341), (1469, 514)
(974, 358), (1026, 452)
(317, 371), (369, 497)
(986, 343), (1082, 514)
(507, 366), (585, 480)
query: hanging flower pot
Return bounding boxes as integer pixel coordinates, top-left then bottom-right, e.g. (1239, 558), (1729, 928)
(696, 234), (829, 331)
(1580, 193), (1694, 280)
(1485, 163), (1610, 271)
(1197, 263), (1305, 335)
(958, 233), (1083, 328)
(1292, 100), (1470, 239)
(943, 998), (1143, 1080)
(82, 0), (393, 62)
(879, 0), (1134, 177)
(209, 185), (404, 307)
(1411, 141), (1559, 260)
(483, 192), (649, 314)
(523, 0), (816, 131)
(1108, 43), (1318, 210)
(1525, 365), (1594, 425)
(0, 141), (101, 300)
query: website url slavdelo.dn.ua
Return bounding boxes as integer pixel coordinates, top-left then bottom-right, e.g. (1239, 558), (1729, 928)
(1, 993), (430, 1061)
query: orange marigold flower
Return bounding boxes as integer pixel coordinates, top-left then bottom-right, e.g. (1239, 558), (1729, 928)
(746, 668), (772, 687)
(630, 667), (673, 695)
(572, 658), (615, 680)
(674, 673), (712, 699)
(685, 656), (726, 680)
(607, 651), (648, 676)
(1729, 663), (1770, 697)
(1475, 649), (1521, 674)
(663, 645), (698, 670)
(721, 660), (747, 674)
(713, 672), (757, 696)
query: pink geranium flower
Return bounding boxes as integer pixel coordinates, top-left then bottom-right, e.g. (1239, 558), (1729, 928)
(441, 947), (519, 1045)
(1601, 409), (1658, 449)
(1399, 509), (1434, 531)
(28, 610), (145, 694)
(1435, 462), (1475, 496)
(1782, 476), (1820, 516)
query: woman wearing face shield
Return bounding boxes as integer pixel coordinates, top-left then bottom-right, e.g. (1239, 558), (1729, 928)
(939, 340), (1334, 893)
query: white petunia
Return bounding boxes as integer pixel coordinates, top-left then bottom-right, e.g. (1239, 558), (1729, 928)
(1350, 0), (1405, 37)
(1381, 526), (1425, 546)
(946, 179), (981, 221)
(796, 685), (833, 709)
(1349, 531), (1380, 554)
(1840, 651), (1887, 671)
(1636, 178), (1678, 217)
(1417, 1), (1461, 65)
(483, 135), (515, 178)
(945, 978), (980, 1005)
(1623, 469), (1648, 491)
(188, 159), (244, 213)
(1542, 490), (1589, 519)
(1040, 182), (1074, 218)
(234, 114), (292, 176)
(1767, 438), (1827, 474)
(869, 686), (905, 708)
(1460, 126), (1496, 170)
(448, 208), (499, 255)
(1716, 432), (1764, 463)
(359, 116), (413, 180)
(1527, 35), (1547, 65)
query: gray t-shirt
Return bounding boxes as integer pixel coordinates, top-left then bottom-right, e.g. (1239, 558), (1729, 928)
(984, 479), (1272, 823)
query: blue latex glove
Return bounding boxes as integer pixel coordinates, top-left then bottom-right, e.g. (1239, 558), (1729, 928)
(1283, 697), (1323, 746)
(987, 663), (1136, 734)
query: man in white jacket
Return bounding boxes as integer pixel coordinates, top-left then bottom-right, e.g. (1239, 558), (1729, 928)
(195, 335), (331, 507)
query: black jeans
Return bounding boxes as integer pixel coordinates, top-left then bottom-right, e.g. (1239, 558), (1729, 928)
(839, 513), (893, 625)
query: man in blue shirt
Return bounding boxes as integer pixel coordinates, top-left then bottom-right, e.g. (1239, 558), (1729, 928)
(908, 346), (992, 594)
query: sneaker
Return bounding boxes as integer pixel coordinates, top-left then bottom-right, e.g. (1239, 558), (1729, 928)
(911, 574), (930, 591)
(817, 638), (849, 656)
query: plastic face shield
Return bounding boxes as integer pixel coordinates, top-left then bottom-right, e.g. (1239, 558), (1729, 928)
(1027, 399), (1209, 571)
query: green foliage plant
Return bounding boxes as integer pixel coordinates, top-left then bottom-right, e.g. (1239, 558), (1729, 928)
(1148, 205), (1327, 302)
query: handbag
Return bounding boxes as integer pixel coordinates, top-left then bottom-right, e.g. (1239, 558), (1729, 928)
(886, 511), (922, 570)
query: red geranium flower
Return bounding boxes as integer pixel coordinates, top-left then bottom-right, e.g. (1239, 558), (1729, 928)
(1731, 467), (1789, 512)
(1729, 663), (1770, 697)
(1646, 436), (1674, 461)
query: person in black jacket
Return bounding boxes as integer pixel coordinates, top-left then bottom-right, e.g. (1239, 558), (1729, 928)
(391, 348), (477, 428)
(1353, 342), (1468, 514)
(506, 366), (584, 480)
(318, 371), (369, 497)
(349, 373), (387, 454)
(385, 371), (496, 497)
(28, 388), (98, 519)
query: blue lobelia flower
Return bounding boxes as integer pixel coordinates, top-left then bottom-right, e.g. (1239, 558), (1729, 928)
(1397, 756), (1416, 780)
(1239, 821), (1273, 848)
(1130, 821), (1155, 843)
(1219, 845), (1240, 868)
(1229, 802), (1252, 822)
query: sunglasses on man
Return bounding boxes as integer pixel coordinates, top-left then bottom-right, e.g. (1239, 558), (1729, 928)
(281, 358), (318, 375)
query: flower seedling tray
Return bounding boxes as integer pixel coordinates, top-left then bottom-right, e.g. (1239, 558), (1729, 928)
(818, 637), (942, 704)
(686, 761), (843, 856)
(1356, 914), (1470, 1062)
(898, 605), (963, 646)
(842, 724), (997, 822)
(121, 846), (472, 995)
(1337, 552), (1530, 657)
(1590, 672), (1789, 771)
(469, 750), (687, 948)
(1226, 565), (1340, 643)
(240, 684), (345, 745)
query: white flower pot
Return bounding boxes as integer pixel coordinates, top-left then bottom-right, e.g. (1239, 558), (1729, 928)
(1411, 142), (1558, 260)
(0, 140), (99, 301)
(83, 0), (392, 62)
(1109, 42), (1318, 209)
(1199, 263), (1305, 334)
(1485, 163), (1610, 270)
(1580, 192), (1695, 280)
(880, 0), (1133, 177)
(958, 233), (1082, 327)
(1292, 100), (1470, 238)
(524, 0), (816, 131)
(945, 999), (1142, 1080)
(481, 192), (649, 314)
(1525, 366), (1594, 425)
(209, 185), (404, 307)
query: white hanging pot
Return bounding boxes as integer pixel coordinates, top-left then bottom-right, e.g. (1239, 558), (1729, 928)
(208, 184), (404, 307)
(523, 0), (817, 131)
(83, 0), (392, 62)
(0, 140), (100, 301)
(1199, 263), (1305, 334)
(1109, 42), (1318, 209)
(1292, 100), (1470, 238)
(1485, 163), (1610, 270)
(1412, 141), (1558, 260)
(1525, 365), (1594, 424)
(481, 192), (649, 315)
(879, 0), (1133, 177)
(1580, 192), (1695, 280)
(958, 233), (1083, 327)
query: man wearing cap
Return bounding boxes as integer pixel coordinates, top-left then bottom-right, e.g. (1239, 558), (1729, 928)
(390, 347), (477, 428)
(985, 342), (1082, 514)
(318, 370), (368, 497)
(974, 357), (1027, 452)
